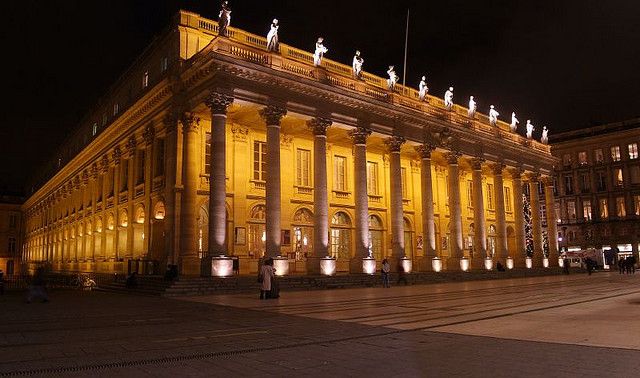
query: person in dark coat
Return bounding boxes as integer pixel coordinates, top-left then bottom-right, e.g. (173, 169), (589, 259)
(562, 257), (570, 275)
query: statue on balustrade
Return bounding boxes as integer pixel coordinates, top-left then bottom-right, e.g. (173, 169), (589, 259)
(267, 19), (279, 52)
(313, 37), (328, 66)
(387, 66), (399, 90)
(218, 1), (231, 36)
(489, 105), (499, 126)
(510, 112), (519, 132)
(468, 96), (476, 118)
(541, 126), (549, 144)
(418, 76), (429, 101)
(526, 120), (534, 139)
(352, 50), (364, 79)
(444, 87), (454, 110)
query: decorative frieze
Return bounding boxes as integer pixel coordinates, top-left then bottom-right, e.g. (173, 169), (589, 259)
(231, 125), (249, 142)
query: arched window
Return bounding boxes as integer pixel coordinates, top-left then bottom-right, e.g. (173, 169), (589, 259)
(487, 224), (496, 257)
(107, 213), (115, 231)
(86, 220), (92, 235)
(95, 217), (103, 233)
(467, 222), (475, 250)
(368, 215), (383, 260)
(154, 201), (166, 220)
(331, 211), (352, 259)
(293, 208), (313, 260)
(248, 204), (266, 258)
(135, 205), (145, 224)
(119, 209), (128, 228)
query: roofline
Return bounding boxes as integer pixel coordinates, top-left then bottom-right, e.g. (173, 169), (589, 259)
(550, 117), (640, 144)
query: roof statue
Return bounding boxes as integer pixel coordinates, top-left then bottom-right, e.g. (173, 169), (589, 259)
(468, 96), (476, 118)
(444, 87), (454, 110)
(313, 37), (328, 66)
(418, 76), (428, 101)
(352, 50), (364, 79)
(386, 66), (398, 90)
(266, 19), (279, 52)
(489, 105), (499, 126)
(541, 126), (549, 144)
(218, 1), (231, 36)
(510, 112), (519, 132)
(526, 120), (534, 139)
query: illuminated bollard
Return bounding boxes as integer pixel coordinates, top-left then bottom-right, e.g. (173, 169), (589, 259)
(506, 257), (514, 270)
(525, 256), (533, 269)
(362, 257), (376, 275)
(211, 256), (233, 277)
(273, 256), (289, 276)
(484, 257), (493, 271)
(400, 257), (412, 273)
(432, 257), (443, 272)
(320, 257), (336, 276)
(460, 257), (470, 272)
(543, 257), (550, 268)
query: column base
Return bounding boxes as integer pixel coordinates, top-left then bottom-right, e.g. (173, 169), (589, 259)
(532, 256), (545, 268)
(471, 257), (485, 271)
(417, 256), (436, 272)
(306, 257), (323, 275)
(180, 256), (201, 276)
(306, 256), (337, 276)
(513, 256), (528, 268)
(445, 257), (465, 271)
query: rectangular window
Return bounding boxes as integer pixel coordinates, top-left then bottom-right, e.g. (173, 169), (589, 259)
(253, 141), (266, 181)
(562, 153), (572, 166)
(611, 146), (621, 162)
(142, 71), (149, 88)
(121, 159), (129, 192)
(554, 202), (561, 223)
(564, 175), (573, 195)
(401, 167), (408, 198)
(487, 183), (494, 210)
(616, 197), (626, 217)
(9, 214), (17, 228)
(597, 171), (607, 191)
(579, 173), (590, 192)
(367, 162), (379, 195)
(629, 143), (638, 159)
(578, 151), (588, 165)
(160, 57), (169, 72)
(504, 187), (512, 212)
(296, 149), (311, 186)
(599, 198), (609, 219)
(582, 200), (592, 221)
(467, 181), (474, 209)
(205, 132), (211, 175)
(96, 175), (103, 202)
(333, 156), (346, 191)
(614, 168), (624, 187)
(634, 195), (640, 216)
(567, 201), (576, 220)
(136, 150), (145, 185)
(154, 139), (165, 177)
(630, 165), (640, 184)
(113, 103), (119, 116)
(8, 237), (16, 254)
(108, 168), (115, 197)
(595, 149), (604, 163)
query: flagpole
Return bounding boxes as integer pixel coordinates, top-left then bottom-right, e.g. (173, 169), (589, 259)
(402, 8), (409, 88)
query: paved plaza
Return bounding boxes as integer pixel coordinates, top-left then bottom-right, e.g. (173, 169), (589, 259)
(1, 272), (639, 377)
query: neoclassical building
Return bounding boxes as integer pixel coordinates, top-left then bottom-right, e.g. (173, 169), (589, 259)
(22, 10), (557, 276)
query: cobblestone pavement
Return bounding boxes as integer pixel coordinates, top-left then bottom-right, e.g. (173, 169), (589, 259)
(1, 272), (639, 377)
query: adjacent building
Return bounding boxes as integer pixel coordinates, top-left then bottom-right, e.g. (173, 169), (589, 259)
(21, 10), (556, 276)
(0, 194), (23, 275)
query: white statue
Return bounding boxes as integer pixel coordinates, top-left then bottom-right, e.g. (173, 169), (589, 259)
(266, 19), (279, 52)
(352, 50), (364, 79)
(218, 1), (231, 36)
(418, 76), (428, 101)
(313, 37), (328, 66)
(386, 66), (399, 90)
(541, 126), (549, 144)
(444, 86), (454, 109)
(510, 112), (519, 132)
(468, 96), (476, 118)
(526, 120), (534, 139)
(489, 105), (499, 126)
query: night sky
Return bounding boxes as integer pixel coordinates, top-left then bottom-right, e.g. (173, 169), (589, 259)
(2, 0), (640, 195)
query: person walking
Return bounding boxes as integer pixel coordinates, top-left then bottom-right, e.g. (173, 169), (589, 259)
(381, 259), (391, 288)
(585, 257), (594, 275)
(618, 257), (625, 274)
(562, 257), (570, 275)
(259, 258), (275, 299)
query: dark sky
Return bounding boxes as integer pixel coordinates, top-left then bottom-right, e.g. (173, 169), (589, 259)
(2, 0), (640, 194)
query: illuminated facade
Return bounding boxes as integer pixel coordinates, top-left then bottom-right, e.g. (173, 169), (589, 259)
(551, 119), (640, 260)
(22, 11), (556, 275)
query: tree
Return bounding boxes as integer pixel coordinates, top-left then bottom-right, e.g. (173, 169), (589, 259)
(523, 193), (533, 257)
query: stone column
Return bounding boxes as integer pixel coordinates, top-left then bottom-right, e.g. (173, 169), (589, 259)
(112, 147), (122, 261)
(125, 137), (136, 260)
(349, 126), (372, 272)
(143, 125), (155, 259)
(206, 92), (234, 257)
(471, 158), (487, 267)
(528, 173), (544, 265)
(307, 117), (332, 274)
(163, 114), (178, 265)
(416, 144), (436, 270)
(99, 156), (109, 261)
(259, 104), (287, 258)
(386, 136), (406, 262)
(510, 168), (526, 266)
(493, 163), (509, 261)
(446, 152), (464, 270)
(543, 176), (559, 265)
(179, 113), (201, 275)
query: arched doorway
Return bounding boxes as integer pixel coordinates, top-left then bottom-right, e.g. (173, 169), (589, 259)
(487, 224), (496, 257)
(368, 214), (383, 260)
(507, 225), (516, 256)
(247, 204), (266, 258)
(292, 208), (313, 260)
(404, 217), (414, 259)
(133, 205), (145, 258)
(330, 211), (352, 260)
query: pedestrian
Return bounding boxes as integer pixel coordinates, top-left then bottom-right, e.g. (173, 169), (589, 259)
(125, 271), (138, 289)
(585, 257), (593, 275)
(396, 259), (408, 286)
(618, 257), (625, 274)
(259, 258), (275, 299)
(496, 262), (505, 272)
(563, 257), (570, 275)
(26, 267), (49, 303)
(381, 259), (390, 288)
(625, 256), (633, 275)
(629, 255), (637, 274)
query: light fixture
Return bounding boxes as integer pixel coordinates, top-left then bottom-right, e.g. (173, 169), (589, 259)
(506, 256), (514, 269)
(460, 257), (470, 272)
(362, 257), (376, 275)
(432, 257), (442, 272)
(320, 257), (336, 276)
(525, 256), (533, 269)
(543, 257), (549, 268)
(484, 257), (493, 271)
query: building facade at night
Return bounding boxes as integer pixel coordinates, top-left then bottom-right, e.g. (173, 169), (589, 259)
(0, 195), (23, 276)
(21, 10), (556, 276)
(551, 119), (640, 260)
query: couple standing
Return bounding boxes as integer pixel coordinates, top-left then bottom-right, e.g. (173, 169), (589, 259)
(258, 258), (280, 299)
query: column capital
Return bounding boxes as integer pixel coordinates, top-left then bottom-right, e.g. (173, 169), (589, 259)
(445, 151), (462, 165)
(180, 113), (200, 133)
(259, 104), (287, 125)
(126, 136), (137, 158)
(100, 155), (110, 173)
(163, 111), (179, 133)
(73, 176), (81, 190)
(415, 144), (435, 159)
(491, 162), (506, 175)
(508, 167), (524, 180)
(470, 157), (485, 170)
(112, 147), (122, 165)
(307, 117), (332, 135)
(90, 163), (99, 179)
(81, 170), (89, 186)
(541, 175), (554, 187)
(527, 172), (541, 183)
(206, 92), (234, 114)
(143, 124), (155, 146)
(385, 135), (406, 153)
(348, 127), (372, 145)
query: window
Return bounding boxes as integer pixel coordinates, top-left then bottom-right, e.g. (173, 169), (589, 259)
(8, 237), (16, 254)
(504, 187), (512, 212)
(595, 149), (604, 163)
(486, 183), (494, 210)
(611, 146), (621, 162)
(253, 141), (266, 181)
(296, 149), (311, 186)
(562, 153), (572, 166)
(368, 215), (383, 260)
(366, 162), (379, 195)
(108, 168), (115, 197)
(582, 200), (592, 221)
(597, 171), (607, 191)
(630, 165), (640, 184)
(579, 173), (590, 192)
(401, 167), (408, 198)
(555, 202), (561, 223)
(466, 181), (474, 209)
(205, 132), (211, 175)
(629, 143), (638, 159)
(154, 139), (165, 177)
(9, 214), (16, 228)
(113, 103), (119, 116)
(121, 159), (129, 191)
(330, 212), (352, 259)
(160, 57), (169, 72)
(614, 168), (623, 187)
(578, 151), (588, 165)
(599, 198), (608, 219)
(334, 156), (347, 191)
(92, 123), (98, 136)
(616, 197), (626, 217)
(634, 195), (640, 216)
(142, 71), (149, 88)
(136, 150), (145, 185)
(96, 175), (103, 202)
(567, 201), (576, 221)
(564, 175), (573, 195)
